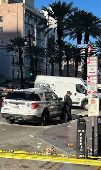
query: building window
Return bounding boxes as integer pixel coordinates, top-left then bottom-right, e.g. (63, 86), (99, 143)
(12, 70), (14, 79)
(25, 26), (28, 35)
(17, 71), (19, 79)
(12, 56), (14, 64)
(8, 10), (11, 13)
(0, 16), (3, 22)
(0, 38), (3, 43)
(2, 0), (5, 2)
(0, 27), (3, 33)
(37, 40), (41, 47)
(17, 57), (19, 64)
(37, 31), (41, 38)
(31, 27), (34, 35)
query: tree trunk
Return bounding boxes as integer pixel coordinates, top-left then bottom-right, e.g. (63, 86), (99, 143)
(19, 48), (24, 88)
(83, 33), (89, 80)
(75, 57), (78, 77)
(75, 32), (82, 77)
(51, 63), (54, 76)
(57, 27), (62, 76)
(66, 59), (69, 77)
(35, 58), (37, 78)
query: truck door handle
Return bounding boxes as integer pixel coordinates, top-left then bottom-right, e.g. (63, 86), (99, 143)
(75, 93), (77, 96)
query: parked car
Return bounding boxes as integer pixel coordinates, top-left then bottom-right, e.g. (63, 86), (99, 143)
(0, 89), (8, 97)
(1, 88), (66, 125)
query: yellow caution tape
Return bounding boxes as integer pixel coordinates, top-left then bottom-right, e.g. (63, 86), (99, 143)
(0, 149), (101, 166)
(0, 152), (100, 166)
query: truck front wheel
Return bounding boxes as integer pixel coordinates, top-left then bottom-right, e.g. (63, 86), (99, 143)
(83, 101), (88, 111)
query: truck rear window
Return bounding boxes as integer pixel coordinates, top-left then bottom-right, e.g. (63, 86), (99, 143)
(6, 92), (40, 101)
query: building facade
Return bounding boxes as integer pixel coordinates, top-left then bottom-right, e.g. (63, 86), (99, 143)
(0, 0), (51, 81)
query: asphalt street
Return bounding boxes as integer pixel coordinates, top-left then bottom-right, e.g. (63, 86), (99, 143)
(0, 103), (100, 170)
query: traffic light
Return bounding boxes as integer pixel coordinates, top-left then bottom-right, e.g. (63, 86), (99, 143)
(30, 70), (33, 76)
(93, 43), (97, 47)
(49, 57), (55, 64)
(70, 45), (72, 48)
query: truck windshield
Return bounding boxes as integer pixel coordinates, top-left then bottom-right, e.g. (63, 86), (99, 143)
(76, 84), (87, 94)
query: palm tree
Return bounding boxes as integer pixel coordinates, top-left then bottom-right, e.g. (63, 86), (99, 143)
(39, 0), (78, 76)
(96, 39), (101, 75)
(66, 10), (85, 77)
(47, 35), (56, 76)
(83, 12), (101, 80)
(31, 45), (45, 79)
(67, 10), (101, 79)
(63, 43), (78, 77)
(6, 37), (25, 88)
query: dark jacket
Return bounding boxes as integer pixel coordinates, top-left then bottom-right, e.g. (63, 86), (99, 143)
(64, 94), (72, 107)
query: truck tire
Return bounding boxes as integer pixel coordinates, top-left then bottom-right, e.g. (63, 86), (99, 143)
(83, 101), (88, 111)
(6, 118), (15, 124)
(38, 111), (49, 126)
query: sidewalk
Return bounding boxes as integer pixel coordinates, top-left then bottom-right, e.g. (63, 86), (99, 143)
(36, 114), (98, 157)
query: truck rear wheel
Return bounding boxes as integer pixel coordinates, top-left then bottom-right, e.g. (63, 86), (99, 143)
(6, 118), (15, 124)
(83, 101), (88, 111)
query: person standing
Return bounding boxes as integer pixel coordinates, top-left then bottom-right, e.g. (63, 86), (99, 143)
(64, 91), (72, 121)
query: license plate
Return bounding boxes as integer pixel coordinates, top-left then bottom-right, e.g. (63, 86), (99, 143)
(13, 105), (19, 109)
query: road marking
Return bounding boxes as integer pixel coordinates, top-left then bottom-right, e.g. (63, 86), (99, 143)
(0, 150), (100, 166)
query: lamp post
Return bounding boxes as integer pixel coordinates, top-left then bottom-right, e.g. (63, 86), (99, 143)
(24, 29), (35, 81)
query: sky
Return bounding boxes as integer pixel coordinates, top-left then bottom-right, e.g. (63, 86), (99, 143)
(34, 0), (101, 45)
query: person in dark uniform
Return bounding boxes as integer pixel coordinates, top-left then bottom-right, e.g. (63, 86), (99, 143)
(64, 91), (72, 121)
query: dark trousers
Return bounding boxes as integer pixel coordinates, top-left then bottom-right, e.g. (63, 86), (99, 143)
(66, 105), (72, 121)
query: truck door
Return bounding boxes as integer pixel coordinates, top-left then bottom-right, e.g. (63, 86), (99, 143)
(73, 84), (87, 106)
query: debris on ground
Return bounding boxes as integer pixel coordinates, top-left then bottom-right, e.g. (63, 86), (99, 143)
(42, 146), (57, 155)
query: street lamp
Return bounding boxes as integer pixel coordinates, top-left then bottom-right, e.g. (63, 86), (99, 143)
(24, 29), (35, 81)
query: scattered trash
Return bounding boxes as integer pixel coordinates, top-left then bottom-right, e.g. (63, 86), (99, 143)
(95, 134), (97, 136)
(87, 146), (92, 156)
(2, 129), (5, 130)
(68, 143), (73, 146)
(37, 146), (41, 149)
(64, 140), (67, 142)
(29, 135), (34, 138)
(42, 146), (56, 155)
(37, 143), (42, 145)
(90, 138), (92, 140)
(67, 126), (71, 127)
(87, 146), (96, 155)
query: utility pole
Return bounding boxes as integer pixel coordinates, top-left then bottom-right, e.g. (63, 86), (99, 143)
(25, 29), (35, 81)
